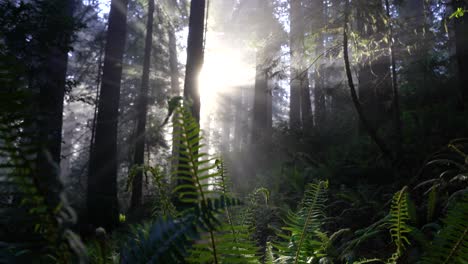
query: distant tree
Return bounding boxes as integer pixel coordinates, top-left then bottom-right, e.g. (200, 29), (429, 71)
(289, 0), (302, 130)
(290, 0), (312, 130)
(130, 0), (155, 210)
(87, 0), (129, 231)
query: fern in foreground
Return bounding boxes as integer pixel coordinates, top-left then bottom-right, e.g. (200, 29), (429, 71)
(272, 180), (328, 264)
(387, 186), (412, 263)
(421, 193), (468, 264)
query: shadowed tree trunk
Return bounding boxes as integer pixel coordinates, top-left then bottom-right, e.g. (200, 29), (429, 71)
(175, 0), (206, 211)
(130, 0), (155, 210)
(37, 0), (74, 211)
(384, 0), (402, 157)
(87, 0), (128, 231)
(453, 0), (468, 109)
(184, 0), (206, 122)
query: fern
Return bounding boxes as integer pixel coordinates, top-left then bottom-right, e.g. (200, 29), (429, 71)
(187, 159), (260, 263)
(421, 193), (468, 264)
(273, 180), (328, 264)
(387, 186), (412, 263)
(120, 104), (246, 263)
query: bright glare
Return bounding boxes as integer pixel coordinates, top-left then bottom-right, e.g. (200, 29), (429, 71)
(199, 41), (255, 118)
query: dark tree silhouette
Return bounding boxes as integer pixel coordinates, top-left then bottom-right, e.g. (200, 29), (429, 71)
(87, 0), (129, 231)
(130, 0), (155, 210)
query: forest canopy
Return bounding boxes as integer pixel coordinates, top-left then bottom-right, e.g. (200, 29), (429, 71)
(0, 0), (467, 263)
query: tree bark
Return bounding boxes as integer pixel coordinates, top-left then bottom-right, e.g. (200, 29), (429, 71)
(289, 0), (302, 130)
(37, 0), (74, 210)
(169, 25), (181, 173)
(453, 0), (468, 109)
(184, 0), (206, 123)
(384, 0), (402, 157)
(130, 0), (155, 210)
(87, 0), (128, 231)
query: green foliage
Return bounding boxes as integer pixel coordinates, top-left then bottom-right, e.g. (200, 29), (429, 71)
(450, 7), (467, 19)
(421, 194), (468, 264)
(272, 181), (329, 264)
(387, 186), (412, 263)
(0, 92), (87, 263)
(120, 104), (249, 263)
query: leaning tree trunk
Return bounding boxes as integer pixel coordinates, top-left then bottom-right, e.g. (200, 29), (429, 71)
(87, 0), (128, 231)
(130, 0), (155, 211)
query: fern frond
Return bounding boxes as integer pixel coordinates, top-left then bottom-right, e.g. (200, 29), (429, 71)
(421, 193), (468, 264)
(387, 186), (412, 262)
(273, 181), (328, 264)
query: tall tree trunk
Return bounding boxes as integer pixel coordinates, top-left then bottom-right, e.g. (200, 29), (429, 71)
(87, 0), (128, 231)
(253, 50), (268, 138)
(88, 39), (104, 178)
(289, 0), (302, 130)
(384, 0), (402, 157)
(184, 0), (206, 122)
(169, 25), (181, 172)
(453, 0), (468, 109)
(130, 0), (155, 210)
(175, 0), (206, 211)
(37, 0), (74, 210)
(313, 0), (326, 129)
(300, 74), (313, 130)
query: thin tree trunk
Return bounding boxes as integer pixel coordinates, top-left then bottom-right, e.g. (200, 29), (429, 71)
(169, 25), (181, 173)
(87, 0), (129, 231)
(130, 0), (155, 210)
(384, 0), (402, 157)
(289, 0), (302, 130)
(343, 0), (394, 163)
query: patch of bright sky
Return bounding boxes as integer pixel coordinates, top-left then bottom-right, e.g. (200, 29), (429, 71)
(97, 0), (110, 18)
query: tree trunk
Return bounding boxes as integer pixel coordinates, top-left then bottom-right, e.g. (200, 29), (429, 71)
(289, 0), (302, 130)
(453, 0), (468, 109)
(184, 0), (206, 123)
(176, 0), (206, 210)
(87, 0), (128, 231)
(384, 0), (402, 157)
(130, 0), (155, 211)
(169, 25), (181, 173)
(253, 50), (269, 138)
(37, 0), (74, 211)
